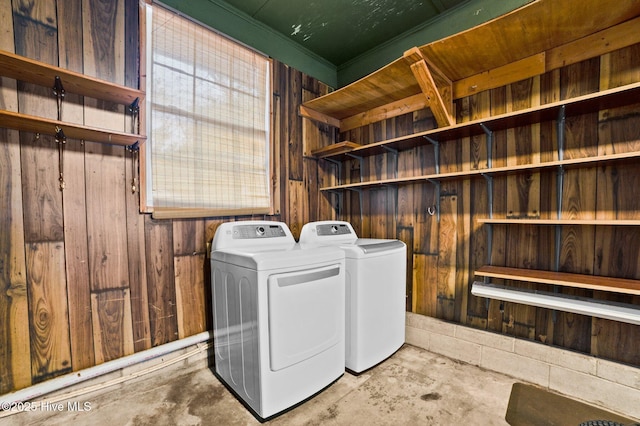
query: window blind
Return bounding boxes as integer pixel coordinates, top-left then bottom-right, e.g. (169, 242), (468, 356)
(146, 4), (271, 217)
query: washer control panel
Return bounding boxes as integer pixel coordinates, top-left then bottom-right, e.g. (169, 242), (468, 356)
(232, 224), (287, 239)
(316, 223), (352, 236)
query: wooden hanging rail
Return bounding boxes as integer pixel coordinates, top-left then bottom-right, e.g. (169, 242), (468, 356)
(475, 265), (640, 296)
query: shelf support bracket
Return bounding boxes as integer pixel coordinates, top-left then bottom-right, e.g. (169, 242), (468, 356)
(52, 76), (65, 115)
(54, 126), (66, 191)
(346, 153), (364, 183)
(552, 105), (566, 323)
(346, 187), (364, 226)
(482, 173), (494, 272)
(403, 47), (455, 128)
(326, 189), (343, 219)
(480, 123), (493, 168)
(383, 145), (398, 179)
(324, 158), (343, 216)
(557, 105), (566, 162)
(323, 158), (342, 186)
(129, 97), (140, 135)
(126, 141), (140, 194)
(52, 76), (66, 191)
(424, 136), (440, 174)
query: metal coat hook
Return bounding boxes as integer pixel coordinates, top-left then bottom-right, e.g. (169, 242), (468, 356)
(53, 76), (66, 191)
(427, 205), (437, 216)
(55, 126), (66, 191)
(53, 76), (65, 121)
(129, 97), (140, 135)
(126, 142), (139, 194)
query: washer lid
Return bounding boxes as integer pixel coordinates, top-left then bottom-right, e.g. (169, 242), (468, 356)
(212, 244), (344, 270)
(339, 238), (406, 259)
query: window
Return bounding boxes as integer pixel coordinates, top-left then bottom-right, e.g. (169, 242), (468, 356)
(144, 3), (272, 218)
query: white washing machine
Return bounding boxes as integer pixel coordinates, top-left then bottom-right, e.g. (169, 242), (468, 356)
(210, 221), (345, 420)
(299, 221), (406, 373)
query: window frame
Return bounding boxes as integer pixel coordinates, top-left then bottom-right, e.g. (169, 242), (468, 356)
(140, 2), (275, 219)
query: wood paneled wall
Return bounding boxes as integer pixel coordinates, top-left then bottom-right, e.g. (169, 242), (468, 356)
(0, 0), (333, 395)
(1, 0), (638, 398)
(338, 44), (640, 366)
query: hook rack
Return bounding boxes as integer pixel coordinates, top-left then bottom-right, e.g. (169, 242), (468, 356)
(126, 141), (140, 194)
(53, 76), (66, 191)
(54, 126), (66, 191)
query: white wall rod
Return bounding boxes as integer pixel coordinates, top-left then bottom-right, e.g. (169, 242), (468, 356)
(471, 282), (640, 325)
(0, 331), (213, 408)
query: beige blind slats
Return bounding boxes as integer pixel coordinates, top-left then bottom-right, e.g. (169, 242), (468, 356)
(148, 5), (271, 213)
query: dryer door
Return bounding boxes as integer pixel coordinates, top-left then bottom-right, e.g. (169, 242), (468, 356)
(267, 264), (343, 371)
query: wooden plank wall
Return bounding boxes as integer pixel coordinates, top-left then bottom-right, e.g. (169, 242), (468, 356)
(1, 0), (637, 398)
(338, 43), (640, 366)
(0, 0), (333, 394)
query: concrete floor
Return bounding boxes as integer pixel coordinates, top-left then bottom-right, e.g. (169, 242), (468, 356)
(4, 344), (518, 425)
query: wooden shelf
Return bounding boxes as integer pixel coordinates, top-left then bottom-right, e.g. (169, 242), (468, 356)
(311, 141), (361, 159)
(478, 218), (640, 226)
(313, 82), (640, 162)
(321, 175), (423, 191)
(475, 265), (640, 296)
(0, 50), (145, 146)
(319, 149), (640, 192)
(0, 110), (143, 146)
(0, 49), (143, 105)
(300, 1), (640, 130)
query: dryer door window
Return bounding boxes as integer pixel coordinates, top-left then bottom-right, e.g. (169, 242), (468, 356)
(267, 264), (343, 371)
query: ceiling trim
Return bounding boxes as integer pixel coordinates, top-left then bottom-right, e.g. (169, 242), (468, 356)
(158, 0), (339, 87)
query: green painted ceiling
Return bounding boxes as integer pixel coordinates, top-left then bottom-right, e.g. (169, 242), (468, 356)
(219, 0), (468, 66)
(161, 0), (533, 87)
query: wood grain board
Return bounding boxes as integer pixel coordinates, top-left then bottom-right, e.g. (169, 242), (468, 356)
(0, 0), (31, 394)
(26, 242), (72, 382)
(475, 266), (640, 296)
(174, 255), (208, 339)
(58, 0), (95, 372)
(91, 289), (134, 364)
(144, 217), (178, 347)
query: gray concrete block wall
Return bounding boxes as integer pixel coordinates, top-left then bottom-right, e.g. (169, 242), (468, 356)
(405, 312), (640, 420)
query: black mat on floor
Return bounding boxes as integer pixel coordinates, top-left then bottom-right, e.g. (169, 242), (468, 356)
(505, 383), (637, 426)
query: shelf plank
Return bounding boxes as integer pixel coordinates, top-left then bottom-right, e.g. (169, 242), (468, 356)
(300, 2), (640, 126)
(320, 175), (423, 191)
(475, 265), (640, 296)
(477, 219), (640, 225)
(318, 149), (640, 191)
(314, 82), (640, 162)
(0, 109), (144, 146)
(0, 49), (144, 105)
(311, 141), (361, 159)
(429, 150), (640, 180)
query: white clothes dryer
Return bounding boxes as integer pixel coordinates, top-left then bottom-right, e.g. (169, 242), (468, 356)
(211, 221), (345, 420)
(299, 220), (406, 374)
